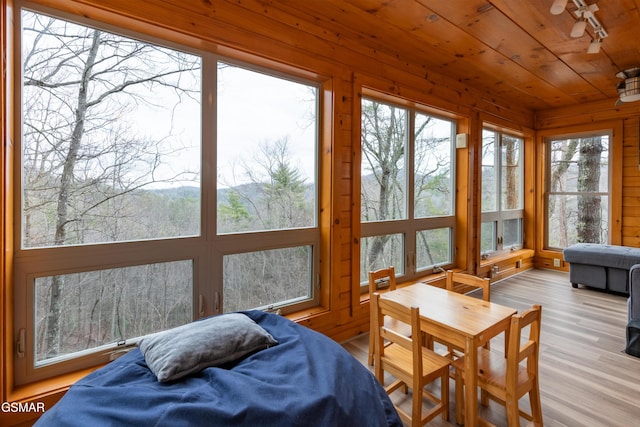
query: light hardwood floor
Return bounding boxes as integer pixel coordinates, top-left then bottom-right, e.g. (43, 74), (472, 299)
(341, 268), (640, 427)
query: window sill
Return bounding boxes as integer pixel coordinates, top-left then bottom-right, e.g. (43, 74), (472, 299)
(5, 305), (329, 411)
(478, 248), (534, 277)
(358, 271), (447, 304)
(8, 365), (105, 402)
(1, 365), (106, 426)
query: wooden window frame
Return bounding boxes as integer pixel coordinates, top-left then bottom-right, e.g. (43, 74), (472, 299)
(357, 91), (457, 287)
(480, 128), (525, 257)
(6, 1), (330, 390)
(539, 122), (623, 252)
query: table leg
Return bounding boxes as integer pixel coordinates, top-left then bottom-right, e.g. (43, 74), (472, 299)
(464, 337), (478, 427)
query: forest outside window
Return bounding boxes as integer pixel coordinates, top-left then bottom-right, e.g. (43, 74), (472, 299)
(216, 62), (319, 314)
(480, 129), (524, 257)
(13, 6), (320, 385)
(546, 132), (610, 249)
(360, 97), (455, 286)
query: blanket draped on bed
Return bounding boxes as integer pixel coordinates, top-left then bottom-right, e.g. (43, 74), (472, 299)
(36, 310), (401, 427)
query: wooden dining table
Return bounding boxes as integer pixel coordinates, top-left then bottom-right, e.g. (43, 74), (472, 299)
(378, 282), (517, 427)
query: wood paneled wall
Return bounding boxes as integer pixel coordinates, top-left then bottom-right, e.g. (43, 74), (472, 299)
(622, 116), (640, 246)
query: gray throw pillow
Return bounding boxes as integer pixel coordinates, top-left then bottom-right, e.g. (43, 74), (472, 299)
(138, 313), (277, 382)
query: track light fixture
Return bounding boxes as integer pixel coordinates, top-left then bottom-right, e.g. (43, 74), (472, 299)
(550, 0), (608, 53)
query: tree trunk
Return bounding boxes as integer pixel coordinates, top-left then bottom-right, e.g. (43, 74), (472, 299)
(577, 137), (603, 243)
(363, 104), (403, 269)
(45, 29), (101, 356)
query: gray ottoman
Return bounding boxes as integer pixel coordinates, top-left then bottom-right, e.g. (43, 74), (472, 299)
(563, 243), (640, 295)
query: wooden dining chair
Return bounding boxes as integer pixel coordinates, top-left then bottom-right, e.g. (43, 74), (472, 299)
(367, 266), (411, 365)
(431, 271), (493, 360)
(452, 304), (543, 427)
(371, 292), (451, 426)
(446, 270), (491, 302)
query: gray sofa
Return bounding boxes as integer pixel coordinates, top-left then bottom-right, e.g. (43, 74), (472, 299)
(563, 243), (640, 295)
(630, 265), (640, 322)
(627, 265), (640, 357)
(564, 244), (640, 356)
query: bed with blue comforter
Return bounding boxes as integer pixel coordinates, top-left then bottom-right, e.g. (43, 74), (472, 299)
(36, 310), (401, 427)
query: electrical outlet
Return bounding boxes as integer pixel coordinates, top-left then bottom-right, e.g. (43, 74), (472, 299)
(553, 258), (561, 267)
(491, 265), (499, 278)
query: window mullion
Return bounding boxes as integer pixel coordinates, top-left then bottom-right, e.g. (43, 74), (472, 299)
(406, 112), (416, 274)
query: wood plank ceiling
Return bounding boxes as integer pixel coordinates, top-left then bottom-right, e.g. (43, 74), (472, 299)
(258, 0), (640, 111)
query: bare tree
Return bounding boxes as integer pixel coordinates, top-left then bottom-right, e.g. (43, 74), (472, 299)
(548, 136), (605, 247)
(22, 12), (199, 357)
(549, 139), (579, 247)
(577, 137), (603, 242)
(361, 101), (405, 270)
(220, 138), (312, 233)
(503, 136), (520, 210)
(360, 100), (449, 272)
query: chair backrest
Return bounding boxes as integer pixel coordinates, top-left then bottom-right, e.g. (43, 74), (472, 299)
(506, 304), (542, 385)
(446, 270), (491, 301)
(371, 292), (421, 369)
(369, 266), (397, 295)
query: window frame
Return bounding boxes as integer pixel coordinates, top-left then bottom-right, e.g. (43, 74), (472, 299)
(358, 92), (457, 287)
(11, 3), (326, 386)
(480, 128), (525, 257)
(536, 121), (623, 260)
(544, 130), (611, 250)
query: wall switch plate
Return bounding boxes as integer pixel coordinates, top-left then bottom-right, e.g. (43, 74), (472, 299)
(455, 133), (468, 148)
(553, 258), (561, 267)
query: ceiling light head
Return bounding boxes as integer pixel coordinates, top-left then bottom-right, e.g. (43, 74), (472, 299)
(587, 38), (602, 54)
(550, 0), (569, 15)
(570, 18), (587, 38)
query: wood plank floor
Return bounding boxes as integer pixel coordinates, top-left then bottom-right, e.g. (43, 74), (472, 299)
(341, 268), (640, 427)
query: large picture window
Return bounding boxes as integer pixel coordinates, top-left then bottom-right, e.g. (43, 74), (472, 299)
(360, 97), (455, 285)
(481, 129), (524, 256)
(13, 6), (321, 384)
(546, 132), (610, 248)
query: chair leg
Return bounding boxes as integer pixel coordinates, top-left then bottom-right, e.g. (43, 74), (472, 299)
(454, 368), (464, 425)
(441, 370), (449, 420)
(529, 378), (544, 426)
(374, 359), (383, 387)
(505, 392), (520, 427)
(412, 379), (422, 427)
(368, 329), (374, 366)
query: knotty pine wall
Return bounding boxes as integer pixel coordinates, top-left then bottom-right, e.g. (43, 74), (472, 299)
(2, 0), (640, 418)
(622, 117), (640, 246)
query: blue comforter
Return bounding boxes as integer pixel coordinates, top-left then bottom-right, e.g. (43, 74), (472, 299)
(36, 310), (401, 426)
